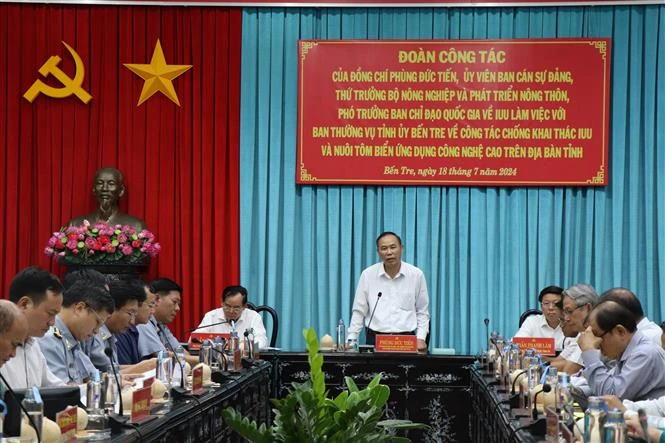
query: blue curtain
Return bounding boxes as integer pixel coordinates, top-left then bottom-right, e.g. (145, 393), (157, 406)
(239, 5), (665, 353)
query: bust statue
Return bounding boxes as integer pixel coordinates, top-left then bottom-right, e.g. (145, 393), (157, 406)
(68, 167), (145, 230)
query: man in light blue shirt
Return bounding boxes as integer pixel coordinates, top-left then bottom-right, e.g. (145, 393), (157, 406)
(136, 278), (198, 366)
(578, 298), (665, 401)
(40, 281), (114, 384)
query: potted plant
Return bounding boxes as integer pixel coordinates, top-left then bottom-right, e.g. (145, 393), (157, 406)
(222, 327), (426, 442)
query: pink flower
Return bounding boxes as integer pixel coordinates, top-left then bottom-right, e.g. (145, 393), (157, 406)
(66, 239), (78, 250)
(121, 245), (133, 255)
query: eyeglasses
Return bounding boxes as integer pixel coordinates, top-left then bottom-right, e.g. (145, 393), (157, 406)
(561, 305), (586, 318)
(594, 327), (613, 338)
(86, 304), (105, 328)
(223, 304), (244, 313)
(541, 302), (560, 308)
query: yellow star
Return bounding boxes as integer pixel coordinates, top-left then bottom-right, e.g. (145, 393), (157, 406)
(124, 39), (192, 106)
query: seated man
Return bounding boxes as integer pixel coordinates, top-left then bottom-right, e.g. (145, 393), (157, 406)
(513, 285), (565, 351)
(1, 267), (65, 388)
(347, 232), (430, 352)
(194, 285), (269, 349)
(88, 280), (155, 374)
(115, 282), (156, 365)
(601, 287), (662, 346)
(40, 281), (114, 384)
(136, 278), (198, 366)
(548, 283), (598, 374)
(0, 300), (28, 368)
(578, 299), (665, 401)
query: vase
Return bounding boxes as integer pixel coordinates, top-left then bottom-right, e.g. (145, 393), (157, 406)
(63, 262), (148, 281)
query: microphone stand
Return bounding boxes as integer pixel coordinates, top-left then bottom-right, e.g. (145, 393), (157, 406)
(0, 373), (41, 443)
(364, 292), (382, 346)
(187, 320), (229, 333)
(103, 348), (129, 433)
(156, 323), (188, 398)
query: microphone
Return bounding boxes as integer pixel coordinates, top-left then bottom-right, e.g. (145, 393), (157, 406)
(104, 347), (124, 417)
(366, 292), (383, 333)
(156, 323), (188, 396)
(187, 320), (228, 333)
(511, 369), (528, 395)
(0, 373), (41, 442)
(532, 383), (552, 420)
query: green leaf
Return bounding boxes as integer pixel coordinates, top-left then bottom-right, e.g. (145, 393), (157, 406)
(344, 376), (359, 393)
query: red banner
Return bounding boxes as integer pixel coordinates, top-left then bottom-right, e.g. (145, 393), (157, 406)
(109, 0), (657, 6)
(297, 39), (611, 186)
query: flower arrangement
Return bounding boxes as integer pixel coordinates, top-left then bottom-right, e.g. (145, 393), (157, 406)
(45, 220), (161, 265)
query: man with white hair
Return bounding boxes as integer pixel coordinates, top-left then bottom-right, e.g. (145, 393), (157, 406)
(548, 283), (599, 374)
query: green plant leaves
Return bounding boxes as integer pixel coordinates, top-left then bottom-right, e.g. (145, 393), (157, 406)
(222, 327), (427, 442)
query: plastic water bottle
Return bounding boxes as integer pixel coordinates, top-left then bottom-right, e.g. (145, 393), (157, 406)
(584, 396), (607, 442)
(228, 325), (241, 371)
(21, 387), (43, 441)
(604, 408), (627, 442)
(156, 350), (173, 388)
(336, 318), (346, 352)
(86, 370), (103, 413)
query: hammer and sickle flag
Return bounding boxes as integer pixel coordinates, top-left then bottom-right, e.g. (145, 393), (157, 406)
(23, 41), (92, 104)
(124, 39), (192, 106)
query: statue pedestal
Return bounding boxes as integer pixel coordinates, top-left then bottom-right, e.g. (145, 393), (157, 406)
(63, 262), (148, 281)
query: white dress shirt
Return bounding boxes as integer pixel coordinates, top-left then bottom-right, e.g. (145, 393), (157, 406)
(195, 308), (269, 349)
(637, 317), (663, 346)
(513, 314), (565, 350)
(559, 335), (583, 366)
(0, 339), (66, 389)
(348, 261), (430, 341)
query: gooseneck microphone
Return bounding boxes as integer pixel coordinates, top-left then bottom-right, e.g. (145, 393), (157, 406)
(366, 292), (383, 333)
(156, 323), (186, 392)
(104, 347), (124, 417)
(511, 369), (529, 395)
(0, 372), (42, 443)
(187, 320), (228, 333)
(532, 383), (552, 420)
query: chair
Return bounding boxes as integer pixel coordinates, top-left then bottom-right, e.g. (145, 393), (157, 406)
(247, 303), (279, 347)
(519, 309), (542, 327)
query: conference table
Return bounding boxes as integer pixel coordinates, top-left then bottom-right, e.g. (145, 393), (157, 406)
(101, 353), (546, 442)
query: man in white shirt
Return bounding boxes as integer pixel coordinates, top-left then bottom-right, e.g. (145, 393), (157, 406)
(513, 285), (565, 351)
(1, 267), (66, 388)
(194, 285), (269, 349)
(548, 283), (598, 374)
(347, 232), (430, 352)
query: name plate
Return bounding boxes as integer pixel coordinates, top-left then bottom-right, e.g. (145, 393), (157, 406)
(142, 376), (155, 389)
(375, 335), (418, 353)
(56, 405), (77, 441)
(192, 366), (204, 395)
(131, 386), (152, 423)
(512, 337), (555, 356)
(189, 332), (230, 349)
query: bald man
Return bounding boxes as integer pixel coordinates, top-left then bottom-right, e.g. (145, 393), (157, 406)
(0, 300), (28, 368)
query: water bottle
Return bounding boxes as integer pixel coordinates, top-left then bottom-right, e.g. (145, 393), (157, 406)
(199, 339), (213, 367)
(584, 396), (607, 443)
(21, 387), (43, 442)
(229, 329), (241, 371)
(336, 318), (346, 352)
(604, 408), (627, 443)
(156, 350), (173, 388)
(86, 370), (103, 413)
(103, 365), (120, 413)
(526, 361), (541, 411)
(557, 373), (574, 432)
